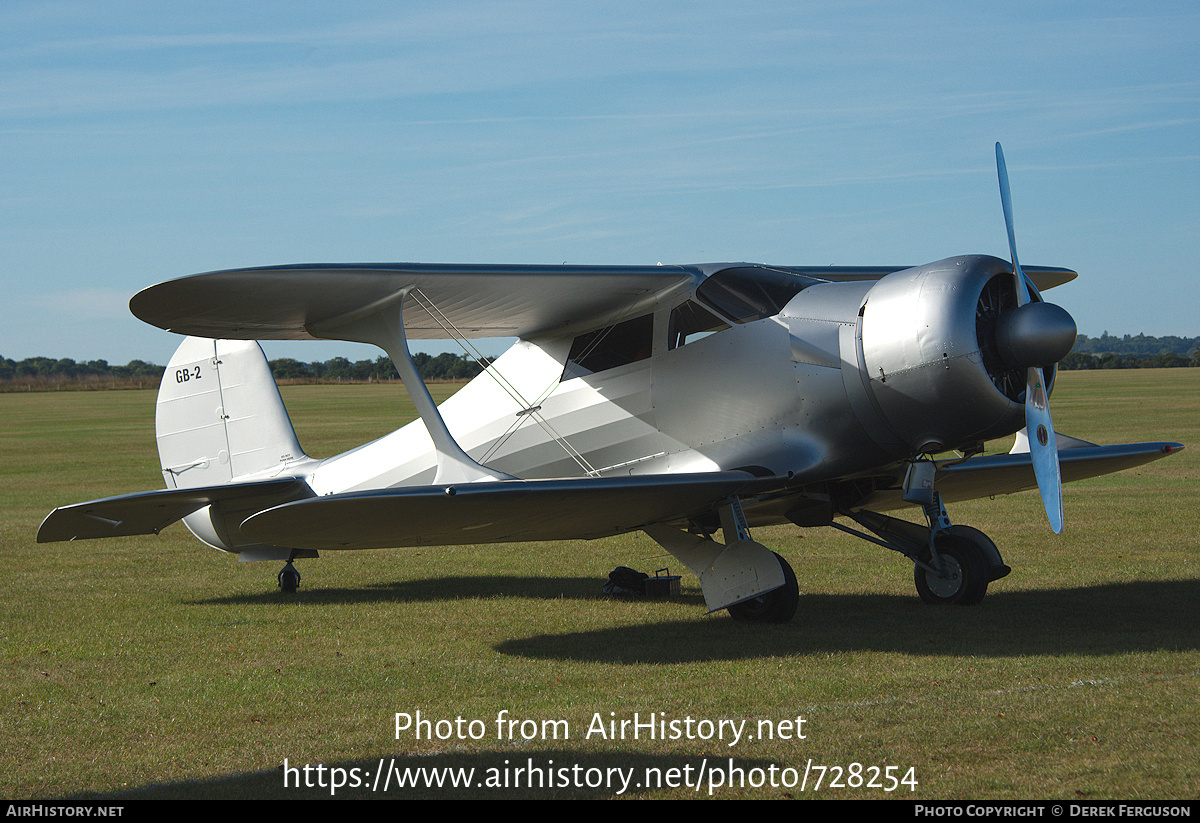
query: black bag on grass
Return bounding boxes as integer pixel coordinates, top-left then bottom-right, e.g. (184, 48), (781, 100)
(603, 566), (648, 596)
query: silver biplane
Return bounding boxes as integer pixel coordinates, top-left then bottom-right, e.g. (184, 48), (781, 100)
(38, 146), (1182, 623)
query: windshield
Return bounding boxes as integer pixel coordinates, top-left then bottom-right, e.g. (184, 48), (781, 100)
(696, 266), (820, 323)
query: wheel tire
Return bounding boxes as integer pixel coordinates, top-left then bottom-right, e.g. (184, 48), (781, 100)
(914, 534), (988, 606)
(278, 563), (300, 593)
(728, 552), (799, 623)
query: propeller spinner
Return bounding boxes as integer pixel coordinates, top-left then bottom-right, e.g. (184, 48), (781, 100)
(995, 142), (1076, 533)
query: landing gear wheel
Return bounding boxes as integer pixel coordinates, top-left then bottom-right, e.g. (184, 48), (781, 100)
(278, 560), (301, 593)
(914, 533), (988, 605)
(728, 552), (799, 623)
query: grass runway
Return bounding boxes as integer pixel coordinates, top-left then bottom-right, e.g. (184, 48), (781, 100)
(1, 370), (1196, 799)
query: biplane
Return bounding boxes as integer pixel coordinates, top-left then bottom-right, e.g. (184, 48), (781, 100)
(38, 146), (1182, 623)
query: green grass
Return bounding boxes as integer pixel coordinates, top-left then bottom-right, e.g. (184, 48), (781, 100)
(1, 372), (1196, 799)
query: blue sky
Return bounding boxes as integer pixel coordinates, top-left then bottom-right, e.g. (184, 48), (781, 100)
(3, 2), (1197, 366)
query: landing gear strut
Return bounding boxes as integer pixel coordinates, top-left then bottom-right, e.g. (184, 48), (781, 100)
(834, 460), (1010, 605)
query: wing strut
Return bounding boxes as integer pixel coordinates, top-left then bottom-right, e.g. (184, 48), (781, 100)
(313, 288), (512, 485)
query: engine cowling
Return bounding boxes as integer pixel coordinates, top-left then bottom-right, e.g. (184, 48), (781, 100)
(856, 255), (1075, 455)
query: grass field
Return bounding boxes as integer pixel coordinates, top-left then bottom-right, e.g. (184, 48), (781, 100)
(2, 370), (1196, 799)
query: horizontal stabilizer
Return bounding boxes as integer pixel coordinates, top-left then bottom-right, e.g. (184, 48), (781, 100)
(37, 478), (307, 543)
(240, 472), (788, 550)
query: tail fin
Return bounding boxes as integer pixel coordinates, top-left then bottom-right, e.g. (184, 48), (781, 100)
(156, 337), (308, 489)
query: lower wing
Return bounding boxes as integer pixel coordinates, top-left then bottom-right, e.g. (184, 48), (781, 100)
(238, 472), (787, 550)
(851, 441), (1182, 512)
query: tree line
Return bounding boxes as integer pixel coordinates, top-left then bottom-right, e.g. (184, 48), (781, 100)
(0, 357), (164, 390)
(1058, 333), (1200, 370)
(267, 352), (489, 382)
(3, 333), (1197, 391)
(1, 352), (488, 391)
(1072, 332), (1200, 357)
(1059, 351), (1199, 370)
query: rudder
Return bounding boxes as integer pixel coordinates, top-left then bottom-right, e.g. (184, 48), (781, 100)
(156, 337), (308, 490)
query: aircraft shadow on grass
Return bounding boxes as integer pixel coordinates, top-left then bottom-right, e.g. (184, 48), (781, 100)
(494, 579), (1200, 663)
(189, 574), (626, 607)
(191, 574), (1200, 662)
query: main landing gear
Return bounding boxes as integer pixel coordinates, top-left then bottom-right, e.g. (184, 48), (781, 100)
(645, 498), (801, 624)
(911, 525), (1002, 605)
(834, 461), (1010, 606)
(726, 551), (800, 623)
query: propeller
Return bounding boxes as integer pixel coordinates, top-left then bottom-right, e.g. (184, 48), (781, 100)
(995, 142), (1074, 533)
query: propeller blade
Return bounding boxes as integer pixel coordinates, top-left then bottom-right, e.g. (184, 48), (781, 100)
(996, 142), (1033, 306)
(997, 142), (1065, 532)
(1025, 366), (1064, 533)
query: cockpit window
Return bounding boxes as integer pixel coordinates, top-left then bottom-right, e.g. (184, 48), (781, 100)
(562, 313), (654, 380)
(696, 266), (817, 323)
(668, 300), (730, 350)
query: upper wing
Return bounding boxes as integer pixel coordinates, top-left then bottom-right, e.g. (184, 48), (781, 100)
(128, 261), (1075, 345)
(129, 263), (701, 342)
(778, 264), (1077, 291)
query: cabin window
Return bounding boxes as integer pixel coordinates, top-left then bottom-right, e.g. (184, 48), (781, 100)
(562, 313), (654, 380)
(668, 300), (731, 350)
(696, 266), (817, 323)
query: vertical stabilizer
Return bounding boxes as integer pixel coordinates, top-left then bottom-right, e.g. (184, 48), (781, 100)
(156, 337), (307, 490)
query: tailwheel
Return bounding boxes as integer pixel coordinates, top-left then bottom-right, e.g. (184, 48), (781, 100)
(277, 559), (301, 593)
(728, 552), (799, 623)
(914, 528), (990, 606)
